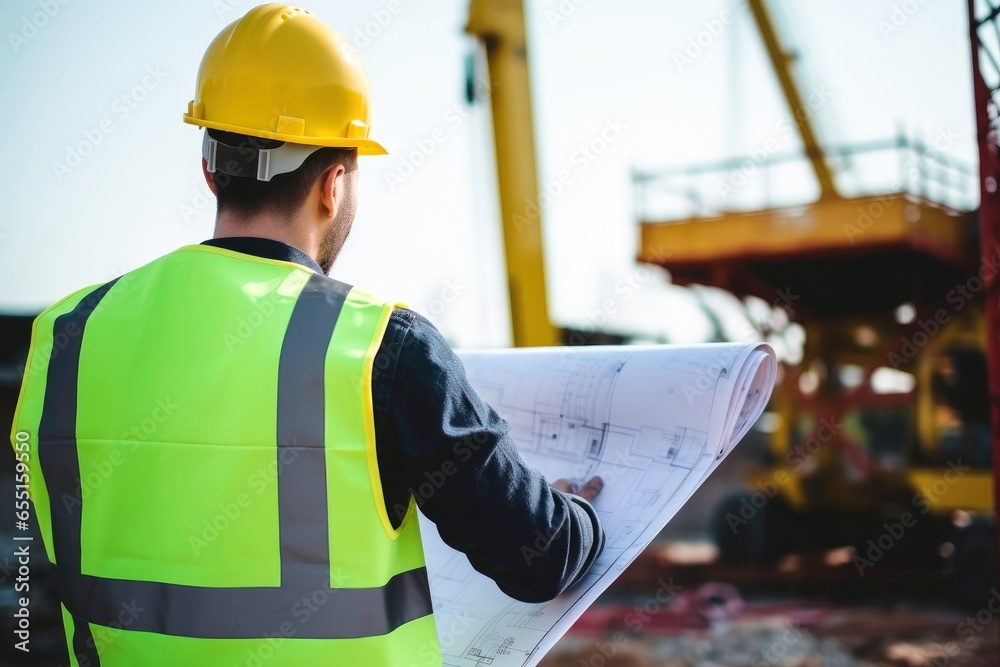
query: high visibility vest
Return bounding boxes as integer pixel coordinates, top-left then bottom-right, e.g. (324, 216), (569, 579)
(10, 243), (440, 666)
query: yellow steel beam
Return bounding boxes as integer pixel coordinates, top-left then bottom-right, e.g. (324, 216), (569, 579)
(639, 194), (971, 267)
(466, 0), (560, 346)
(907, 469), (994, 513)
(748, 0), (838, 200)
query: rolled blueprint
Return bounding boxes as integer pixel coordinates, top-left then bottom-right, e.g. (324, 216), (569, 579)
(421, 342), (778, 667)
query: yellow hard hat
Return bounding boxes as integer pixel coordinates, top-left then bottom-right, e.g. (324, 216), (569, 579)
(183, 3), (386, 155)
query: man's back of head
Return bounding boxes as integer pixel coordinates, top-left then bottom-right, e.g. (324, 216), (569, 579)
(184, 3), (383, 273)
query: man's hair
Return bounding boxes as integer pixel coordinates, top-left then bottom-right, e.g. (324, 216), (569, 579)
(208, 129), (357, 221)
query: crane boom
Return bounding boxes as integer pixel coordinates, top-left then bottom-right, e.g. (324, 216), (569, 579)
(748, 0), (838, 199)
(466, 0), (561, 347)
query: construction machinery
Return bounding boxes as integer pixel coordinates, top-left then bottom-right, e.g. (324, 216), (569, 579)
(466, 0), (995, 602)
(635, 0), (994, 601)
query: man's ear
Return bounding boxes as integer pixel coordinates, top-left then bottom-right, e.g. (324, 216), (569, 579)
(201, 158), (219, 196)
(319, 163), (347, 220)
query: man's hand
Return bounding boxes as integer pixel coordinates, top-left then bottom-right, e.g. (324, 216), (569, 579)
(551, 476), (603, 503)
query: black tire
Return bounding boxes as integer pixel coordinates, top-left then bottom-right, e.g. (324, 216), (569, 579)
(711, 490), (796, 564)
(950, 518), (997, 608)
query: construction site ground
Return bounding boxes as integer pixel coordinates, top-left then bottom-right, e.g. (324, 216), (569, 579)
(540, 542), (999, 667)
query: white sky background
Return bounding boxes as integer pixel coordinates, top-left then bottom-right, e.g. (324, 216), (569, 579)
(0, 0), (978, 348)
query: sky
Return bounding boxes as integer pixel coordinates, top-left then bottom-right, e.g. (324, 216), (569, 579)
(0, 0), (979, 348)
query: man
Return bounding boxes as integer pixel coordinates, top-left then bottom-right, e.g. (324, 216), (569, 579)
(10, 4), (604, 665)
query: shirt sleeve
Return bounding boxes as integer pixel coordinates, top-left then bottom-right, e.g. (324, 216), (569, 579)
(372, 308), (606, 603)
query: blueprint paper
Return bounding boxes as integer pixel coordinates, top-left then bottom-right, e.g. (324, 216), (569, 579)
(420, 343), (777, 667)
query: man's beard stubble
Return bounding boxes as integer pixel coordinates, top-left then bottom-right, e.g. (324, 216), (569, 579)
(317, 216), (351, 274)
(317, 175), (357, 274)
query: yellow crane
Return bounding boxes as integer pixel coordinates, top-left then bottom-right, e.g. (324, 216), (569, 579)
(747, 0), (837, 200)
(465, 0), (560, 347)
(636, 0), (992, 598)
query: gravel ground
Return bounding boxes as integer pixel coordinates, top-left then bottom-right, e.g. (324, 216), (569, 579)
(540, 605), (999, 667)
(543, 621), (860, 667)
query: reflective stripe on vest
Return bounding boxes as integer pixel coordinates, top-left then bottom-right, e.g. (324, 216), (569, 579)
(11, 245), (439, 665)
(275, 272), (346, 588)
(54, 565), (432, 639)
(38, 279), (119, 667)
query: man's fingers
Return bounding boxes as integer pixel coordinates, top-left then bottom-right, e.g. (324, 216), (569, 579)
(577, 476), (603, 502)
(552, 476), (603, 501)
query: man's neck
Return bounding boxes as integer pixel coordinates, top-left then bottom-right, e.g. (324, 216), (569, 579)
(213, 213), (321, 265)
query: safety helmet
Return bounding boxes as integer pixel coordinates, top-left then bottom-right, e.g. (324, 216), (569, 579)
(184, 3), (386, 180)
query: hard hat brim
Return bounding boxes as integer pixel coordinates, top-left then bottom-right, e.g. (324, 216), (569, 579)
(183, 115), (388, 156)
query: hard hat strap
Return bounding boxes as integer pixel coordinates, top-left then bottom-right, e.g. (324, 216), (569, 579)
(202, 131), (325, 182)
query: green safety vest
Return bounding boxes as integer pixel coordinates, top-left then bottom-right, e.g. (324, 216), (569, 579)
(10, 243), (441, 666)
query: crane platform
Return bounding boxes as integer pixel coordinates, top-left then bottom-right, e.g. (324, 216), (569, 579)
(638, 193), (978, 319)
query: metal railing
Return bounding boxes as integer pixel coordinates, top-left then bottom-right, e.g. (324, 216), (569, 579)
(633, 135), (978, 223)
